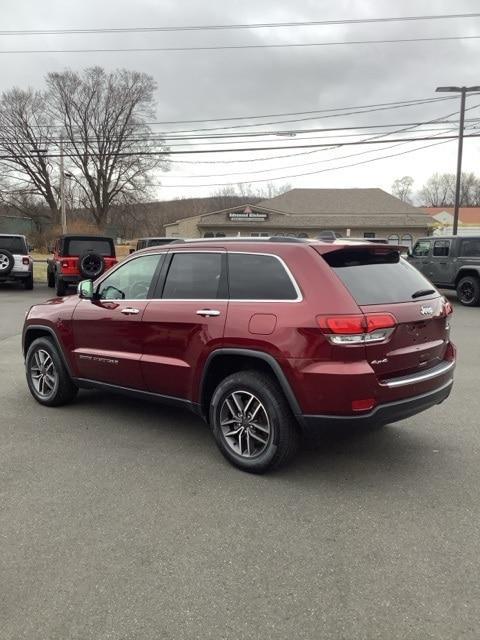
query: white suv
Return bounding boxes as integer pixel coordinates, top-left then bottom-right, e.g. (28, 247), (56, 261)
(0, 234), (34, 290)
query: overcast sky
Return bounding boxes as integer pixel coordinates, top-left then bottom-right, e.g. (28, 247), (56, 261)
(2, 0), (480, 201)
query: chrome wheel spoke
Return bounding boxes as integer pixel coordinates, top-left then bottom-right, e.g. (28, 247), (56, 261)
(249, 430), (268, 445)
(220, 418), (238, 427)
(246, 431), (252, 456)
(224, 426), (243, 437)
(231, 392), (244, 414)
(250, 421), (269, 434)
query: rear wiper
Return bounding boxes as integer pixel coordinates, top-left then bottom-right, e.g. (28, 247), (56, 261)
(412, 288), (435, 299)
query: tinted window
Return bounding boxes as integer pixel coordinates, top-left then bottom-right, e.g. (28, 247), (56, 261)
(0, 236), (27, 254)
(66, 237), (114, 257)
(163, 253), (223, 299)
(460, 239), (480, 257)
(412, 240), (431, 257)
(228, 253), (297, 300)
(433, 240), (450, 257)
(324, 249), (437, 305)
(98, 254), (162, 300)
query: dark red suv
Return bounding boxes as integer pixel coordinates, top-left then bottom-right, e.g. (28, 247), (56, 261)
(23, 238), (455, 473)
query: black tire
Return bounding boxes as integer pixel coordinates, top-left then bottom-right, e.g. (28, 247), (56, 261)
(0, 249), (15, 276)
(24, 273), (34, 290)
(79, 252), (105, 279)
(55, 274), (67, 296)
(25, 336), (78, 407)
(210, 370), (299, 473)
(47, 266), (55, 288)
(456, 275), (480, 306)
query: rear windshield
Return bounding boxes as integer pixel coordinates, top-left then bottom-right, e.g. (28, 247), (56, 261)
(323, 248), (437, 305)
(0, 236), (27, 254)
(64, 237), (114, 257)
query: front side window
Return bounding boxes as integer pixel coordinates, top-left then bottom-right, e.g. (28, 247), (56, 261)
(433, 240), (450, 257)
(162, 252), (223, 299)
(228, 253), (298, 300)
(412, 240), (431, 257)
(97, 254), (162, 300)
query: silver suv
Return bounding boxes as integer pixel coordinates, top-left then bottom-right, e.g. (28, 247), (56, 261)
(0, 234), (33, 290)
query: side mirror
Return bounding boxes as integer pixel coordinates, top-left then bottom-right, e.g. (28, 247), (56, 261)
(78, 279), (94, 300)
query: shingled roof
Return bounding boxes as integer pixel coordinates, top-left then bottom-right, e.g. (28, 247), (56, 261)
(258, 188), (422, 216)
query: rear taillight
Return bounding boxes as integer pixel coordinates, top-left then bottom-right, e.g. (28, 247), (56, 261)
(317, 313), (396, 345)
(442, 298), (453, 316)
(22, 257), (30, 265)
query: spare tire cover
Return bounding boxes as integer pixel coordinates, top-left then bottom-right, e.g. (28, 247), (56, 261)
(78, 252), (105, 279)
(0, 249), (15, 275)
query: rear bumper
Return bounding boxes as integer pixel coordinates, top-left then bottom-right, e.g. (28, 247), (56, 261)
(59, 275), (81, 285)
(301, 378), (453, 432)
(0, 270), (31, 281)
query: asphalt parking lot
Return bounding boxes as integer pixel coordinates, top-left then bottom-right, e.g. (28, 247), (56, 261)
(1, 284), (479, 640)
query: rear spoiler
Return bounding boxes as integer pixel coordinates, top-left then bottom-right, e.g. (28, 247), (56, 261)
(314, 242), (409, 256)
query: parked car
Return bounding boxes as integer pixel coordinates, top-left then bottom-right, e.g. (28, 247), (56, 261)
(407, 236), (480, 306)
(47, 234), (117, 296)
(129, 237), (179, 254)
(23, 238), (455, 473)
(0, 234), (33, 289)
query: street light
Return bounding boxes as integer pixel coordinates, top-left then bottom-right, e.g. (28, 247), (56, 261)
(436, 85), (480, 235)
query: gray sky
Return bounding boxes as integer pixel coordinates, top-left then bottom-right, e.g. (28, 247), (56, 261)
(1, 0), (480, 200)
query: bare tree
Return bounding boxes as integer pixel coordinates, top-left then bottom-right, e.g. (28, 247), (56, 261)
(0, 88), (60, 224)
(46, 67), (168, 229)
(418, 172), (480, 207)
(391, 176), (414, 203)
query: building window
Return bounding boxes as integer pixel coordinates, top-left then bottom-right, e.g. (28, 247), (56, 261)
(364, 232), (376, 238)
(298, 232), (309, 238)
(401, 234), (413, 250)
(215, 232), (226, 237)
(203, 232), (214, 238)
(388, 234), (399, 245)
(250, 232), (268, 237)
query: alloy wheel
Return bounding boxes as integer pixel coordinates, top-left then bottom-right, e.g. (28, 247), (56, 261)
(220, 390), (271, 458)
(0, 254), (9, 271)
(30, 349), (58, 399)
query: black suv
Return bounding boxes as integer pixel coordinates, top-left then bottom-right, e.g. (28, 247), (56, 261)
(408, 236), (480, 306)
(129, 237), (179, 254)
(47, 234), (117, 296)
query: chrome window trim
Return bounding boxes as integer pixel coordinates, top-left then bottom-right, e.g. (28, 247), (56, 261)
(86, 248), (303, 304)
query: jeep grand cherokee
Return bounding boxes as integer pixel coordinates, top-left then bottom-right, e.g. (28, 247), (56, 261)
(23, 238), (455, 473)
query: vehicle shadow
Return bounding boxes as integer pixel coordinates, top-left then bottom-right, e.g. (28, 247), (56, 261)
(70, 388), (438, 483)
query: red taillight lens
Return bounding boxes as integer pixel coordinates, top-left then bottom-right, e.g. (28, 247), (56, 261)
(317, 313), (396, 334)
(365, 313), (396, 331)
(442, 299), (453, 316)
(22, 257), (30, 265)
(317, 315), (364, 334)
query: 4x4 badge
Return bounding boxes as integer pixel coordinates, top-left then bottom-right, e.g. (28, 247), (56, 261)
(420, 305), (434, 316)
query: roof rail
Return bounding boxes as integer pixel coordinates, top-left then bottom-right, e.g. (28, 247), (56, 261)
(168, 236), (310, 244)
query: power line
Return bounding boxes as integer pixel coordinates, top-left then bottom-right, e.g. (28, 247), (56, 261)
(2, 133), (480, 160)
(1, 35), (480, 54)
(1, 12), (478, 35)
(149, 138), (459, 188)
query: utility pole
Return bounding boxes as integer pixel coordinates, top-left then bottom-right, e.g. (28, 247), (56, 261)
(59, 133), (67, 234)
(435, 85), (480, 235)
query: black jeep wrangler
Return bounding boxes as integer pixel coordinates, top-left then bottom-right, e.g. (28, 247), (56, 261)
(408, 236), (480, 306)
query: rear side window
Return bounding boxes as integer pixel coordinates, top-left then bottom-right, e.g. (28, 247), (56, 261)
(412, 240), (431, 257)
(228, 253), (298, 300)
(163, 252), (223, 299)
(323, 249), (437, 305)
(0, 236), (27, 254)
(433, 240), (450, 257)
(459, 239), (480, 257)
(65, 238), (114, 257)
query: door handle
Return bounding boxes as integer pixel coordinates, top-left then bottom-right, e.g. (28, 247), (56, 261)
(196, 309), (221, 317)
(121, 307), (140, 315)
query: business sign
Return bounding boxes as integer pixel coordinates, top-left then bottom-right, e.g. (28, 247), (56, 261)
(228, 207), (268, 222)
